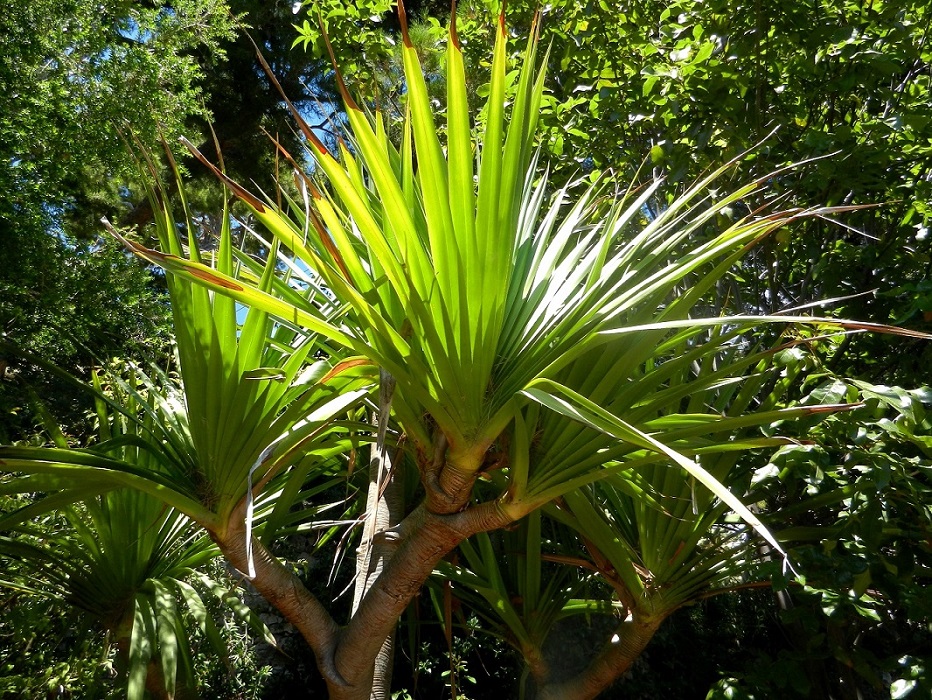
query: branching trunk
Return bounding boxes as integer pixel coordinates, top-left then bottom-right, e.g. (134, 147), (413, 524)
(335, 499), (517, 690)
(211, 520), (346, 693)
(535, 616), (663, 700)
(218, 436), (523, 700)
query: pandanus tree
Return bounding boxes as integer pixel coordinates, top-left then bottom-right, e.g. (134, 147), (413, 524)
(0, 156), (370, 693)
(0, 366), (276, 699)
(433, 339), (820, 697)
(3, 3), (930, 699)
(91, 3), (929, 698)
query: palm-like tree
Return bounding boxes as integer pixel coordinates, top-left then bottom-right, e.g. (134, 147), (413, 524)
(4, 4), (928, 699)
(0, 368), (274, 699)
(434, 336), (832, 698)
(106, 5), (930, 698)
(2, 145), (370, 516)
(0, 159), (370, 694)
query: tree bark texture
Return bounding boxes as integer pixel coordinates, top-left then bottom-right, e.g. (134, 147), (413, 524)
(351, 372), (403, 700)
(334, 499), (516, 690)
(535, 616), (663, 700)
(217, 466), (520, 699)
(211, 520), (346, 693)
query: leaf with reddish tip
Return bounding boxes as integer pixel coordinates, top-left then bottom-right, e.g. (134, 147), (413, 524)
(321, 358), (377, 384)
(247, 33), (330, 156)
(180, 137), (267, 212)
(397, 0), (412, 47)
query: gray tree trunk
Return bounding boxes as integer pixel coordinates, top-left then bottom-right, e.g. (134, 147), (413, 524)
(351, 371), (403, 700)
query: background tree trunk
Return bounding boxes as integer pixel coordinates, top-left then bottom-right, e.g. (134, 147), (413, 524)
(351, 371), (404, 700)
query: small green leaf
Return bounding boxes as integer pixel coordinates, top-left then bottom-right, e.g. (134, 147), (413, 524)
(694, 42), (714, 63)
(643, 75), (659, 97)
(242, 368), (288, 381)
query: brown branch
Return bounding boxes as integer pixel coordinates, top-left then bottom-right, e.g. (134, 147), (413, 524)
(536, 614), (665, 700)
(334, 499), (517, 689)
(693, 579), (774, 601)
(210, 520), (346, 692)
(421, 433), (487, 515)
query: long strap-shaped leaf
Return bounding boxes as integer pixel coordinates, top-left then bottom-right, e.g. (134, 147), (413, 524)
(522, 379), (794, 571)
